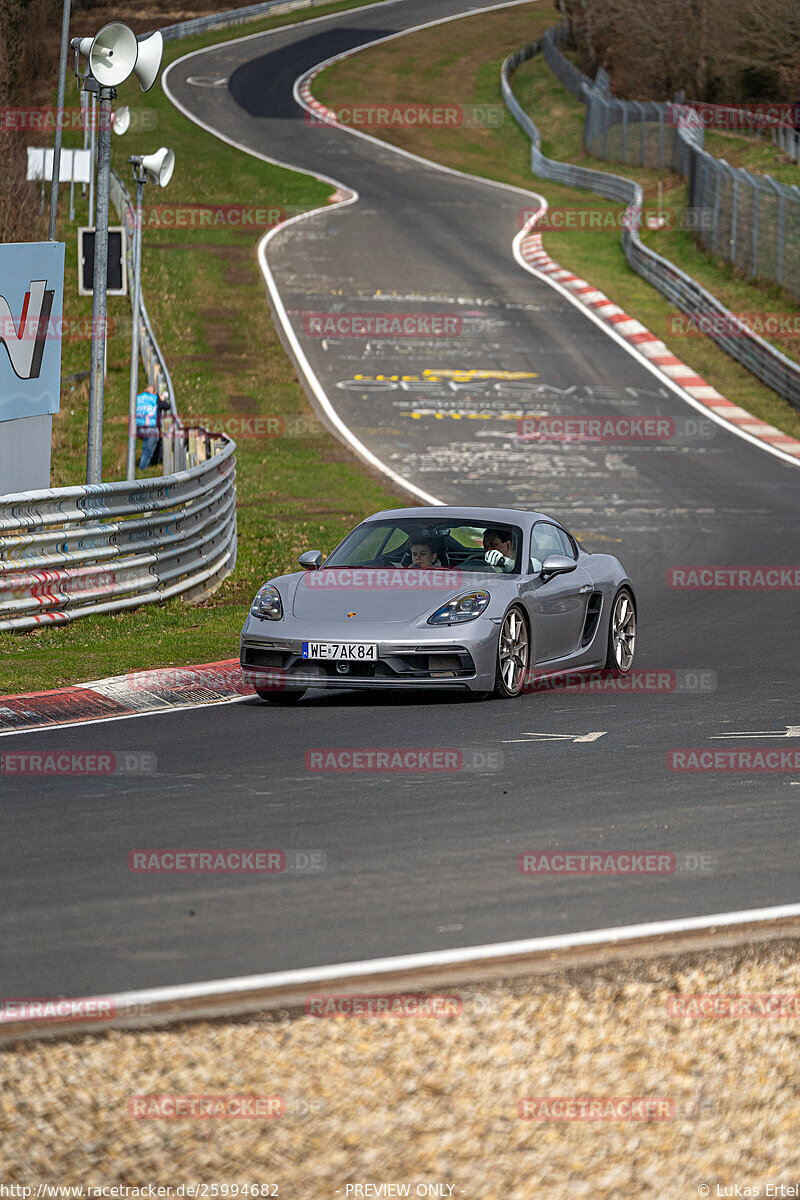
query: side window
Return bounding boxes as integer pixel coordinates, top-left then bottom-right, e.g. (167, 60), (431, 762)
(531, 522), (574, 570)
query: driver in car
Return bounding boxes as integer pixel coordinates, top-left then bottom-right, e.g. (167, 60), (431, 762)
(482, 527), (515, 573)
(458, 527), (516, 574)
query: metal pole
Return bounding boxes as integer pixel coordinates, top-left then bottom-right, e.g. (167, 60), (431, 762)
(126, 175), (144, 481)
(86, 87), (113, 485)
(69, 150), (75, 221)
(89, 93), (96, 226)
(48, 0), (72, 240)
(81, 91), (88, 196)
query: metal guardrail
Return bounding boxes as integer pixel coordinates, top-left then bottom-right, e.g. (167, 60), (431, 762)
(158, 0), (340, 43)
(0, 448), (237, 631)
(0, 179), (237, 631)
(502, 28), (800, 413)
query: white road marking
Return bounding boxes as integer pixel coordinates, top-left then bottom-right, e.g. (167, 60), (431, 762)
(502, 731), (607, 743)
(711, 725), (800, 739)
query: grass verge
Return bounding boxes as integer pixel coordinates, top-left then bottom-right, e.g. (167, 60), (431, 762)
(0, 0), (406, 695)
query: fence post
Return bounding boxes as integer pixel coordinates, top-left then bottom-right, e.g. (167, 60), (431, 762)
(657, 106), (665, 167)
(621, 104), (628, 162)
(777, 189), (785, 285)
(730, 172), (738, 265)
(712, 162), (723, 254)
(751, 178), (759, 277)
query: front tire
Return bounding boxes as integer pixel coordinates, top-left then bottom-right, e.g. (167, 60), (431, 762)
(605, 588), (636, 673)
(493, 605), (530, 698)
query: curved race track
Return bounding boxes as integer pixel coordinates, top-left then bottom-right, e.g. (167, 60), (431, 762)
(2, 0), (799, 997)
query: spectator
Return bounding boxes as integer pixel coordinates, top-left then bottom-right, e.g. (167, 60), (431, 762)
(135, 382), (170, 471)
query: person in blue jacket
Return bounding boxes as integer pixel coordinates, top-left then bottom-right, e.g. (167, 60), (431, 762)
(135, 382), (170, 470)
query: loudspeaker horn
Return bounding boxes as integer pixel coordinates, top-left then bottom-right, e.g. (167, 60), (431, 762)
(133, 31), (164, 93)
(141, 147), (175, 188)
(112, 105), (130, 135)
(87, 22), (139, 88)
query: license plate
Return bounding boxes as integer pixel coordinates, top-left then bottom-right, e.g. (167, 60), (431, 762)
(302, 641), (378, 661)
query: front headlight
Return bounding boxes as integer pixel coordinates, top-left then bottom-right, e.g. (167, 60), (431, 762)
(251, 584), (283, 620)
(427, 590), (490, 625)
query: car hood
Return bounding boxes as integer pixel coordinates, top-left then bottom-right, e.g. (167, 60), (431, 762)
(290, 568), (490, 624)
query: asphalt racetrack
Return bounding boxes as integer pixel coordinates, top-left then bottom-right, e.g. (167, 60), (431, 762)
(3, 0), (799, 998)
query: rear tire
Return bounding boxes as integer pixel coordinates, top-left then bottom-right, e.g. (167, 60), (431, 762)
(493, 605), (530, 698)
(604, 588), (636, 673)
(256, 688), (307, 705)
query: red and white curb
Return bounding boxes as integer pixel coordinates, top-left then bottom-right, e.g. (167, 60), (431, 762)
(0, 660), (252, 736)
(516, 215), (800, 460)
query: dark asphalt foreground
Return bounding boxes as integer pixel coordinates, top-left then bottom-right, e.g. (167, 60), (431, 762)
(2, 0), (799, 997)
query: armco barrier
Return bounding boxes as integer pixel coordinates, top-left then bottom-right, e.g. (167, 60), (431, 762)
(158, 0), (348, 42)
(502, 27), (800, 412)
(0, 445), (236, 631)
(0, 181), (237, 631)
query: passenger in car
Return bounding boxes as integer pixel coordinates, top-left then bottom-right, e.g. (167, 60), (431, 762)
(408, 539), (445, 569)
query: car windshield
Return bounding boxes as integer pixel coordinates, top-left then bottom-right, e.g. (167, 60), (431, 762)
(323, 519), (523, 574)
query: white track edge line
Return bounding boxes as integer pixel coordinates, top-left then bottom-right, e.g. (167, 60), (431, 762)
(14, 902), (800, 1018)
(163, 0), (547, 503)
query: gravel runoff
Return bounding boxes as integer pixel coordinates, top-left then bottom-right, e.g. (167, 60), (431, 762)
(1, 940), (800, 1198)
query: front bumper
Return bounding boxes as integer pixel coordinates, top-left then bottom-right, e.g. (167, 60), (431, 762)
(239, 622), (499, 692)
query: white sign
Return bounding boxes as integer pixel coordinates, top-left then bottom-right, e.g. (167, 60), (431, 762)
(0, 242), (65, 422)
(27, 147), (92, 184)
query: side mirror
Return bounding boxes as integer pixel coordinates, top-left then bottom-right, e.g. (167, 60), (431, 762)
(540, 554), (578, 580)
(299, 550), (323, 570)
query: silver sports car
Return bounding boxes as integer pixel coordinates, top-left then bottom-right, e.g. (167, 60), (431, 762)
(239, 506), (637, 703)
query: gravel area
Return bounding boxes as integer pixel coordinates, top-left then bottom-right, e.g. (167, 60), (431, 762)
(2, 940), (800, 1197)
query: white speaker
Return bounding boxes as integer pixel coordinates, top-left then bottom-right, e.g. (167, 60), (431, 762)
(87, 22), (139, 88)
(133, 31), (164, 93)
(141, 147), (175, 187)
(112, 105), (130, 135)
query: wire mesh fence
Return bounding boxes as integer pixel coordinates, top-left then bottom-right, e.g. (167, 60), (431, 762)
(501, 29), (800, 412)
(573, 31), (800, 300)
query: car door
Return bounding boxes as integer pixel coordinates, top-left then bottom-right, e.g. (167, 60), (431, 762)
(522, 522), (592, 663)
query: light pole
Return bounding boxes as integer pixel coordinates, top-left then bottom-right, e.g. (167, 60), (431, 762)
(71, 22), (164, 485)
(126, 147), (175, 481)
(48, 0), (72, 241)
